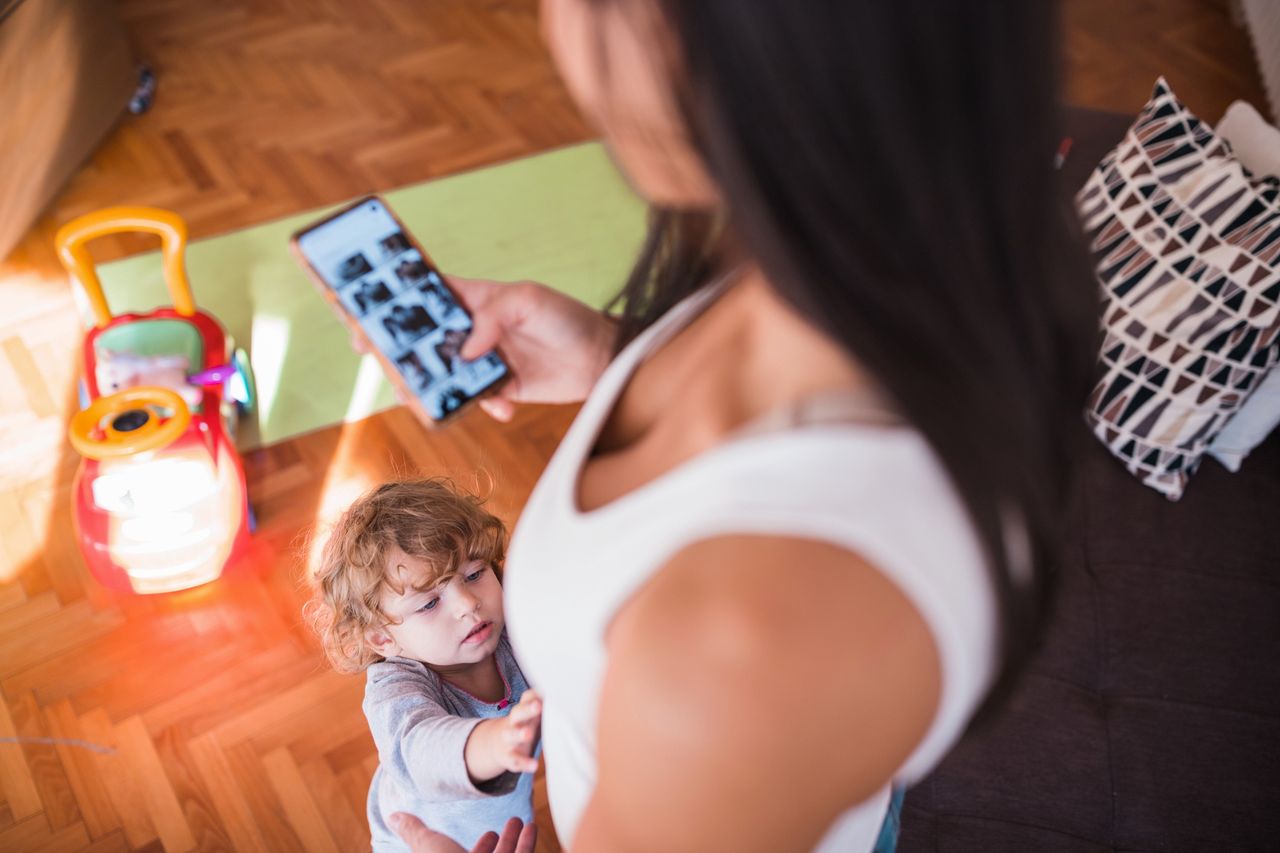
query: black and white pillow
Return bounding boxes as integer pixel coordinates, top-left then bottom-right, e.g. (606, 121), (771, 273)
(1076, 78), (1280, 499)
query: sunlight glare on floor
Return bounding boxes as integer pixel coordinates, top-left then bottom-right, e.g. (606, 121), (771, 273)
(303, 421), (380, 576)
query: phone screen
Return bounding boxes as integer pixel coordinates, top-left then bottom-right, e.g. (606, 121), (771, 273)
(295, 199), (509, 421)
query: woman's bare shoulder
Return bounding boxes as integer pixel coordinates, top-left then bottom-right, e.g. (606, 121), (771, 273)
(582, 534), (940, 852)
(608, 533), (941, 720)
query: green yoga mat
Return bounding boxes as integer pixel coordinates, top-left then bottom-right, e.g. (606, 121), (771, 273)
(92, 142), (647, 448)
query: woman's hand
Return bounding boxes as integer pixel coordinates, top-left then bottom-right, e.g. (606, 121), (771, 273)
(390, 814), (537, 853)
(448, 276), (618, 422)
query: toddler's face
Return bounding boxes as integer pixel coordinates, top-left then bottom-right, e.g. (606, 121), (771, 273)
(370, 548), (504, 671)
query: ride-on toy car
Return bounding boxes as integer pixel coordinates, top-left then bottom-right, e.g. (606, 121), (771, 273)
(57, 207), (255, 594)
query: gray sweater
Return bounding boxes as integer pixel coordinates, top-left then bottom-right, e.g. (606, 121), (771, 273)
(363, 633), (534, 851)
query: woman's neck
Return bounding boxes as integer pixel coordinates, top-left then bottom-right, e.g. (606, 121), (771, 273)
(703, 267), (874, 423)
(595, 264), (874, 458)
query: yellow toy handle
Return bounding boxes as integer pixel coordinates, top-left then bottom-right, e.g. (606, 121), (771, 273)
(69, 387), (192, 461)
(55, 207), (196, 329)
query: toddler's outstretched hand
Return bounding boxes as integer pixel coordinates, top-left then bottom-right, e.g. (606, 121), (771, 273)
(495, 690), (542, 774)
(465, 690), (543, 782)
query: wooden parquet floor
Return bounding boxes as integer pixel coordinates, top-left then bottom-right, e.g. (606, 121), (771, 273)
(0, 0), (1267, 850)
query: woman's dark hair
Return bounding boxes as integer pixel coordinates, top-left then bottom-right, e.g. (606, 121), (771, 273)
(606, 2), (1098, 713)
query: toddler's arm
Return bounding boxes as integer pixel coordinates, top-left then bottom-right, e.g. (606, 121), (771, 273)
(463, 691), (541, 784)
(366, 665), (536, 802)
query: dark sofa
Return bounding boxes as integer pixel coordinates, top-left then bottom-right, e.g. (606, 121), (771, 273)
(899, 108), (1280, 852)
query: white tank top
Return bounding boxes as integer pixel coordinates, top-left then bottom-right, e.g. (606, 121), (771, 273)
(504, 283), (998, 851)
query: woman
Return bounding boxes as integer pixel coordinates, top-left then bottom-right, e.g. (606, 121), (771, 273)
(392, 1), (1095, 850)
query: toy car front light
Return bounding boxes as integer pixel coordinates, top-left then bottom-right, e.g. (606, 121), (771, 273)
(90, 455), (218, 514)
(120, 512), (196, 542)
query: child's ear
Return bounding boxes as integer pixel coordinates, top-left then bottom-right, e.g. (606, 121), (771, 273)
(365, 628), (398, 657)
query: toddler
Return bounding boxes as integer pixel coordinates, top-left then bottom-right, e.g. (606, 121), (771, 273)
(307, 479), (540, 851)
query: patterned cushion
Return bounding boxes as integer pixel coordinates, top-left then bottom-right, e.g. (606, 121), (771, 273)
(1076, 78), (1280, 499)
(1208, 100), (1280, 471)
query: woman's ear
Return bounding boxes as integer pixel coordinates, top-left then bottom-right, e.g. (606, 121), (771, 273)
(366, 628), (399, 658)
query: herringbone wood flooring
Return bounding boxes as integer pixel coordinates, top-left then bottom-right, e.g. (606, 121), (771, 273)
(0, 0), (1267, 850)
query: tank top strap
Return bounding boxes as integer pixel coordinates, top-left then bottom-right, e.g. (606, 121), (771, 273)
(733, 387), (905, 439)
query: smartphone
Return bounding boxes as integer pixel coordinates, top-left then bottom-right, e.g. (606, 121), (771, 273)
(289, 196), (510, 425)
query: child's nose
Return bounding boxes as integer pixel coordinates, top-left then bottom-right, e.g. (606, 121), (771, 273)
(454, 588), (481, 616)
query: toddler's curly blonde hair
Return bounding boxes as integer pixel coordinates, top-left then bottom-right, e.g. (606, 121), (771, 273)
(305, 478), (507, 673)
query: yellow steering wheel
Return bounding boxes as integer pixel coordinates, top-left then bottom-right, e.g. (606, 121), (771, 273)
(69, 387), (192, 461)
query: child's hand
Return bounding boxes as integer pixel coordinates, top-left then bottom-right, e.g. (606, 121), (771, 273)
(494, 690), (542, 774)
(465, 690), (543, 783)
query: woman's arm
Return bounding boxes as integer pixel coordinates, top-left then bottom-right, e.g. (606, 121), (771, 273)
(572, 534), (942, 853)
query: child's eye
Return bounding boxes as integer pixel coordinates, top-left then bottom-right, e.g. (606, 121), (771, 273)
(417, 598), (439, 612)
(464, 566), (486, 583)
